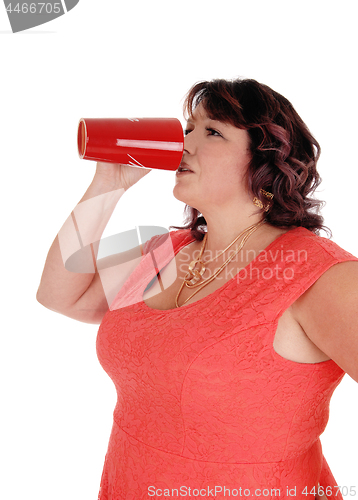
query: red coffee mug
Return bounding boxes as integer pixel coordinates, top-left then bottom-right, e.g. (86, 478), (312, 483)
(77, 117), (184, 171)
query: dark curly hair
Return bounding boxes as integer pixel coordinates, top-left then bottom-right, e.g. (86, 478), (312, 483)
(170, 78), (330, 240)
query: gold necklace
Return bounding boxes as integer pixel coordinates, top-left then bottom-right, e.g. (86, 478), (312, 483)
(175, 219), (265, 308)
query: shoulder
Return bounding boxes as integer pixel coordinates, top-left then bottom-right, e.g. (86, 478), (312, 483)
(283, 226), (357, 261)
(289, 227), (358, 305)
(142, 229), (194, 255)
(295, 258), (358, 307)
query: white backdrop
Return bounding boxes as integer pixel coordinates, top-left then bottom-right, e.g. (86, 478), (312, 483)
(1, 1), (357, 499)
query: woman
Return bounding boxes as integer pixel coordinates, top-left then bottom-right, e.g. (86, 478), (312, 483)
(36, 78), (358, 499)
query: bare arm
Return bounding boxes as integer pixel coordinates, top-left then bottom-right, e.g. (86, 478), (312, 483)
(36, 162), (151, 324)
(293, 261), (358, 382)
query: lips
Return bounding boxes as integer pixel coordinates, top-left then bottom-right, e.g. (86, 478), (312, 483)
(177, 162), (194, 173)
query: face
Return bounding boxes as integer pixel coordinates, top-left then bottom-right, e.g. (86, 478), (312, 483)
(173, 102), (252, 214)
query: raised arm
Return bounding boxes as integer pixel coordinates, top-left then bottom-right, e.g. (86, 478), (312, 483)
(36, 162), (151, 324)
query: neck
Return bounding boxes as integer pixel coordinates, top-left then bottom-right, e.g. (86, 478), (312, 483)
(201, 212), (265, 255)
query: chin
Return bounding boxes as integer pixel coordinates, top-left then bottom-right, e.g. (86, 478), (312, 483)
(172, 184), (190, 205)
(172, 184), (205, 212)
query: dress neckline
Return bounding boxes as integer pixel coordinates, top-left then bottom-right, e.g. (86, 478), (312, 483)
(140, 226), (308, 314)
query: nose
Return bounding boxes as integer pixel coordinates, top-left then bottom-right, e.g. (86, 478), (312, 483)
(183, 130), (195, 155)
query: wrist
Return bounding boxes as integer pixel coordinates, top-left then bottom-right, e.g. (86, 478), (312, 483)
(91, 172), (127, 192)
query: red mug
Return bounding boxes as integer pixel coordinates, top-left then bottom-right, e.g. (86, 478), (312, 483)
(77, 117), (184, 171)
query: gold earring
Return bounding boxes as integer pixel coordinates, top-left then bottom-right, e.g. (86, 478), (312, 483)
(253, 189), (274, 212)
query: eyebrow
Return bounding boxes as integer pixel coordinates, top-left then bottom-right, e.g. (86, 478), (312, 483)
(186, 115), (220, 124)
(186, 116), (228, 128)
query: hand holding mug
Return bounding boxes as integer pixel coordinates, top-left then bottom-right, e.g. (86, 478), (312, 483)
(94, 162), (152, 191)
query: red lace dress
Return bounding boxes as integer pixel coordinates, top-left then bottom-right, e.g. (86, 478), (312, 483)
(96, 227), (357, 499)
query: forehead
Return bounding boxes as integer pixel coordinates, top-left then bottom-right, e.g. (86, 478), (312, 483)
(187, 103), (233, 129)
(187, 102), (244, 132)
(186, 98), (248, 133)
(187, 102), (211, 122)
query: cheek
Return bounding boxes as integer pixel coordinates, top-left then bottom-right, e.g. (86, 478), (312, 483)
(209, 162), (250, 200)
(212, 161), (245, 185)
(233, 150), (251, 182)
(198, 147), (250, 191)
(203, 170), (241, 200)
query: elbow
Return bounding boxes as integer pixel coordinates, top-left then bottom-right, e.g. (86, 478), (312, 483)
(36, 287), (61, 314)
(36, 291), (56, 313)
(36, 291), (105, 324)
(36, 287), (50, 308)
(36, 288), (46, 306)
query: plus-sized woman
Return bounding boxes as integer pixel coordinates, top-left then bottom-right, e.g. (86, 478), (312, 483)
(37, 78), (358, 499)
